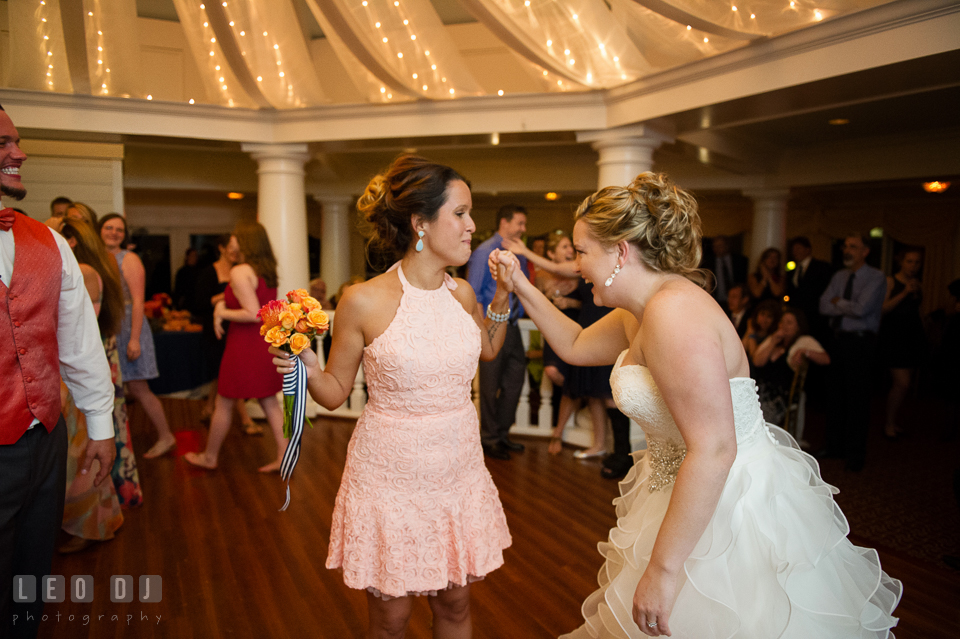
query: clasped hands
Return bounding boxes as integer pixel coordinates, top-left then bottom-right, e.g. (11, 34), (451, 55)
(487, 249), (523, 292)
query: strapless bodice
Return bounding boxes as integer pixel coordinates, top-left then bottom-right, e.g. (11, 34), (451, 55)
(610, 350), (772, 491)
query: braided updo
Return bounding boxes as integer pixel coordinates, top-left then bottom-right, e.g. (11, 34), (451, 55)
(574, 172), (707, 287)
(357, 154), (470, 261)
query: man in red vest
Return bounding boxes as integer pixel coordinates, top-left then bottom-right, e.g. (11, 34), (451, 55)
(0, 105), (116, 639)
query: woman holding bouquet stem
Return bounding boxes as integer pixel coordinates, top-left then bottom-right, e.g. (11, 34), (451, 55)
(99, 213), (176, 459)
(272, 155), (513, 639)
(185, 221), (287, 473)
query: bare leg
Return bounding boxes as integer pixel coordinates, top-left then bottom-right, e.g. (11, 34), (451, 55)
(549, 396), (580, 455)
(202, 380), (217, 420)
(257, 394), (288, 473)
(127, 380), (176, 458)
(885, 368), (912, 437)
(237, 399), (262, 435)
(366, 592), (414, 639)
(580, 397), (608, 456)
(184, 394), (236, 469)
(429, 584), (472, 639)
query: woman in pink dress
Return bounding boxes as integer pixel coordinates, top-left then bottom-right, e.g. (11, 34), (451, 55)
(273, 155), (512, 638)
(186, 221), (286, 472)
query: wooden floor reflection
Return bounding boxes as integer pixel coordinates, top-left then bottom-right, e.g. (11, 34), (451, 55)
(39, 397), (959, 638)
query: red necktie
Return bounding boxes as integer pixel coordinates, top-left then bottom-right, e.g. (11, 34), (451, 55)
(0, 208), (15, 232)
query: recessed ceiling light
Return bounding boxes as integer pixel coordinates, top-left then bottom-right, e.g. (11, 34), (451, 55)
(829, 118), (850, 125)
(227, 192), (245, 200)
(545, 192), (559, 201)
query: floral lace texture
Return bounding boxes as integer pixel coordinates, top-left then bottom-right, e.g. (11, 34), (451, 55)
(326, 264), (511, 599)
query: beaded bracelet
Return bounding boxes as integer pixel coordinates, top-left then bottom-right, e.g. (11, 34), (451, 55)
(486, 304), (510, 323)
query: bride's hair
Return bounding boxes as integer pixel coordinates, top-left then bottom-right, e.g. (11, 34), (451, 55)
(574, 172), (708, 287)
(357, 154), (470, 261)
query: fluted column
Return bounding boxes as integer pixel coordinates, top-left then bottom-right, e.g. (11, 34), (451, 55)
(577, 123), (674, 188)
(315, 194), (354, 294)
(744, 189), (790, 268)
(241, 143), (311, 297)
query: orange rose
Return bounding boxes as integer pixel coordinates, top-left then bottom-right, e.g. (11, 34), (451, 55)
(288, 333), (311, 355)
(289, 303), (303, 317)
(295, 319), (311, 333)
(260, 324), (268, 336)
(301, 296), (321, 312)
(264, 326), (288, 348)
(306, 309), (329, 331)
(286, 288), (310, 305)
(279, 310), (297, 330)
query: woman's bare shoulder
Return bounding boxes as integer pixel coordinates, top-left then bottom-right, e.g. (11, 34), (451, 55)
(341, 272), (399, 312)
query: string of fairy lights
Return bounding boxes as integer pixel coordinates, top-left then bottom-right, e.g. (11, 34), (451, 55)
(28, 0), (846, 105)
(355, 0), (459, 100)
(37, 1), (58, 91)
(85, 3), (112, 96)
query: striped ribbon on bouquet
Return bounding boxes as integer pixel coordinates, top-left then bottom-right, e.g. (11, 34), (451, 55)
(279, 356), (308, 511)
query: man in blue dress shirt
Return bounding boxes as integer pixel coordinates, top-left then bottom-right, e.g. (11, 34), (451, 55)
(819, 234), (886, 471)
(467, 205), (528, 460)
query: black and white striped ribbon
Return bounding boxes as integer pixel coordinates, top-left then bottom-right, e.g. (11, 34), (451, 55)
(279, 356), (307, 511)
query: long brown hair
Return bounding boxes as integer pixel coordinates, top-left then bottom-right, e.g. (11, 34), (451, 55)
(233, 220), (278, 288)
(61, 218), (124, 338)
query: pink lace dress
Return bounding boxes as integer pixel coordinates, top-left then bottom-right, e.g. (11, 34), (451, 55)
(326, 264), (512, 599)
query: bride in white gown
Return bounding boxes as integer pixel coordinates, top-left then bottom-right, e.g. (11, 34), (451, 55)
(489, 172), (901, 638)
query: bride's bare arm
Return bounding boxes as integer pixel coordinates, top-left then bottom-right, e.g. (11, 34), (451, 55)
(272, 285), (367, 411)
(491, 249), (629, 366)
(502, 237), (578, 278)
(631, 291), (738, 635)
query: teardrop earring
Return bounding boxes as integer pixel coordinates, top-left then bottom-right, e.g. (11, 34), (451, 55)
(604, 263), (621, 287)
(415, 230), (425, 252)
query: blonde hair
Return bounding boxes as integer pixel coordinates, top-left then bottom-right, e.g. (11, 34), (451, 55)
(575, 172), (707, 287)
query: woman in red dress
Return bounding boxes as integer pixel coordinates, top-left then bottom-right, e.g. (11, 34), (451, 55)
(185, 221), (287, 472)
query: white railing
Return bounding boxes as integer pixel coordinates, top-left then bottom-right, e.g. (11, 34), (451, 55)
(250, 313), (645, 450)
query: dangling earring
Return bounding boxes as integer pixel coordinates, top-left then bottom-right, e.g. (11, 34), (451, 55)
(605, 263), (620, 287)
(415, 230), (425, 252)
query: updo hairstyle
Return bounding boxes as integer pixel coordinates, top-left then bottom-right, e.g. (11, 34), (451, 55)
(574, 172), (707, 287)
(357, 154), (470, 260)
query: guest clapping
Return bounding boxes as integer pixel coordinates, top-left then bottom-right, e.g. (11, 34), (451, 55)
(748, 247), (785, 303)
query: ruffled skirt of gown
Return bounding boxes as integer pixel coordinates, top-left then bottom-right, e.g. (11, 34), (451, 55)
(561, 427), (902, 638)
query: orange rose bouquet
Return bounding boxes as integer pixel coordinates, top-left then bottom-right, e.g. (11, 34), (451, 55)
(258, 289), (330, 511)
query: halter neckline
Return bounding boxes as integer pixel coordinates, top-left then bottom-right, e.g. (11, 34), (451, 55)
(392, 261), (458, 292)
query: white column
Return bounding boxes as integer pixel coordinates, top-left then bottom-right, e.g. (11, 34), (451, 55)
(241, 143), (311, 297)
(315, 194), (354, 294)
(744, 189), (790, 268)
(577, 123), (674, 188)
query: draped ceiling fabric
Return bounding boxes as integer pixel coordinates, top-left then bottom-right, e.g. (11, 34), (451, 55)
(171, 0), (327, 109)
(8, 0), (142, 98)
(6, 0), (896, 106)
(458, 0), (653, 89)
(305, 0), (484, 101)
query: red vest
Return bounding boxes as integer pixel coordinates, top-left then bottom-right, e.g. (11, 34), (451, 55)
(0, 212), (62, 445)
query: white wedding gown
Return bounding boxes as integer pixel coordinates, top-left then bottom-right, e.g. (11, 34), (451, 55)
(561, 350), (902, 639)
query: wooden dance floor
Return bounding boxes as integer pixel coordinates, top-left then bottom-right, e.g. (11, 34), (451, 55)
(39, 397), (959, 638)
